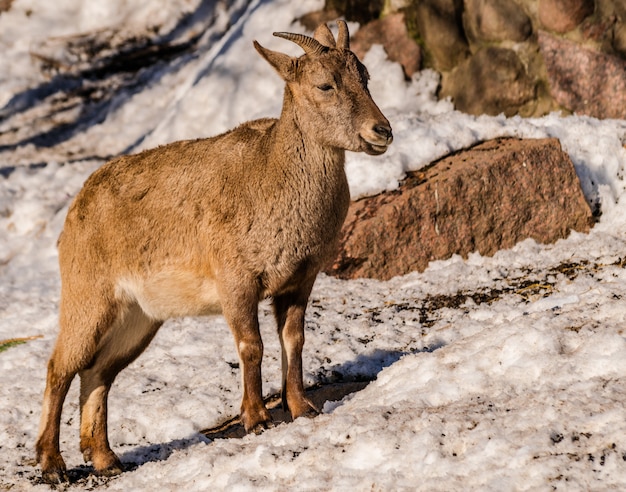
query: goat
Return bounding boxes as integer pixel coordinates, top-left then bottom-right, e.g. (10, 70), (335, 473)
(36, 20), (392, 483)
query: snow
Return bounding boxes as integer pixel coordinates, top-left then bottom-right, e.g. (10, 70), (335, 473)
(2, 0), (626, 490)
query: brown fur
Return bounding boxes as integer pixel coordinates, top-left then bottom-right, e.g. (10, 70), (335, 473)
(36, 21), (392, 483)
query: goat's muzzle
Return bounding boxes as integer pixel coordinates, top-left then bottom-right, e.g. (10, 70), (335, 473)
(360, 122), (393, 155)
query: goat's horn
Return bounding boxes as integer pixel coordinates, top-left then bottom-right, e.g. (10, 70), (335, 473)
(336, 20), (349, 50)
(273, 32), (327, 55)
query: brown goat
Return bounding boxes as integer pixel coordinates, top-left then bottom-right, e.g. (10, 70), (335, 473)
(36, 20), (392, 483)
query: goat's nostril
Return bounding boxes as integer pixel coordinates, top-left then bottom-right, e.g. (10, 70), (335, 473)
(374, 124), (392, 141)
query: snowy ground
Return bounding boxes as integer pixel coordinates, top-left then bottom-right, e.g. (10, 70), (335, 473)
(2, 0), (626, 490)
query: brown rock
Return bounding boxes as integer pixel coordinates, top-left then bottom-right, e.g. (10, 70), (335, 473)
(612, 21), (626, 58)
(0, 0), (12, 13)
(463, 0), (533, 43)
(298, 9), (343, 31)
(322, 0), (384, 25)
(406, 0), (469, 71)
(579, 12), (615, 44)
(351, 13), (422, 77)
(539, 31), (626, 118)
(327, 138), (593, 280)
(612, 2), (626, 56)
(441, 47), (535, 116)
(538, 0), (595, 33)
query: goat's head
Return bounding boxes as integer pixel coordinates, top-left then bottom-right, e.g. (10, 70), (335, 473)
(254, 20), (393, 156)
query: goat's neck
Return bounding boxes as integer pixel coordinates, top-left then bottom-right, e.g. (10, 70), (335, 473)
(270, 88), (345, 177)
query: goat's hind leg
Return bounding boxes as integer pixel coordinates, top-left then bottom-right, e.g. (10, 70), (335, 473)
(79, 304), (161, 476)
(36, 354), (77, 484)
(36, 301), (110, 483)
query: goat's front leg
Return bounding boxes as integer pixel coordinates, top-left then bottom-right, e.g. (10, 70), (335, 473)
(222, 288), (272, 434)
(273, 282), (318, 420)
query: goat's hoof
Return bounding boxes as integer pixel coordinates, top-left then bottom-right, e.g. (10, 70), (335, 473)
(39, 452), (69, 484)
(41, 467), (69, 485)
(96, 463), (124, 478)
(93, 451), (124, 477)
(300, 406), (320, 419)
(248, 420), (275, 435)
(291, 399), (320, 420)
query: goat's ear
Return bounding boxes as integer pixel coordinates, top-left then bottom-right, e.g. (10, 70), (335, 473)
(254, 41), (296, 82)
(314, 23), (336, 48)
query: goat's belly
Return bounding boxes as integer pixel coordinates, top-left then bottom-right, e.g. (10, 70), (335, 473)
(116, 271), (222, 320)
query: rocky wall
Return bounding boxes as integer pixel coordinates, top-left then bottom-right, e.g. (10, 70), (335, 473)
(302, 0), (626, 118)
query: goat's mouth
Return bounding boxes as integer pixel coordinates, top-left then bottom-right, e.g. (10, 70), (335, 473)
(360, 136), (391, 156)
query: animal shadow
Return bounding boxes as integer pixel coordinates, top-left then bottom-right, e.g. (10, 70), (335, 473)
(202, 379), (371, 440)
(53, 345), (442, 485)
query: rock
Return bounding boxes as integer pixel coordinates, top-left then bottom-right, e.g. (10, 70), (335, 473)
(350, 13), (422, 77)
(0, 0), (12, 13)
(611, 2), (626, 57)
(441, 47), (535, 116)
(298, 9), (343, 32)
(405, 0), (469, 71)
(538, 0), (595, 34)
(539, 31), (626, 118)
(612, 21), (626, 58)
(327, 138), (593, 280)
(322, 0), (384, 25)
(463, 0), (533, 43)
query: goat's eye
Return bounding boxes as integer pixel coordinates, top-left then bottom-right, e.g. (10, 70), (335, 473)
(317, 84), (334, 92)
